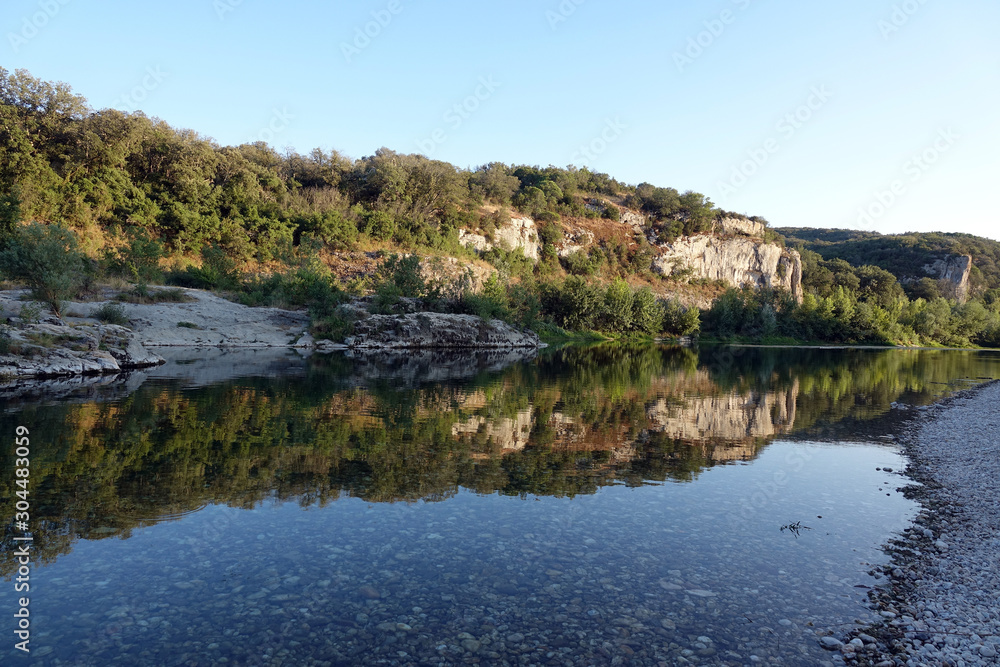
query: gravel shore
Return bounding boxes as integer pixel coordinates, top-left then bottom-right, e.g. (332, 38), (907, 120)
(847, 381), (1000, 666)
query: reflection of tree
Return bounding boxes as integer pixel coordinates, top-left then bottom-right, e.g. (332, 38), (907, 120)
(2, 345), (998, 577)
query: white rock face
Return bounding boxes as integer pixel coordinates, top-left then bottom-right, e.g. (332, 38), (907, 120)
(458, 216), (541, 260)
(923, 255), (972, 303)
(652, 236), (803, 302)
(620, 210), (647, 232)
(714, 216), (765, 238)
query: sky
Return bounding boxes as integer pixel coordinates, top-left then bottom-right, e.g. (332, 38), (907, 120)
(4, 0), (999, 239)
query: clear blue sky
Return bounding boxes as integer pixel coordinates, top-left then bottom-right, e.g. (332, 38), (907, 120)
(5, 0), (999, 239)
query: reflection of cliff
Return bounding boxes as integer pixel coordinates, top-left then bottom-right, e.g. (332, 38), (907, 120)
(451, 375), (798, 465)
(645, 378), (799, 457)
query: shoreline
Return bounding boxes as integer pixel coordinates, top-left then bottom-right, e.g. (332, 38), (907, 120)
(841, 380), (1000, 665)
(0, 288), (543, 387)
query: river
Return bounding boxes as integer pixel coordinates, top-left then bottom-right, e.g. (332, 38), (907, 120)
(3, 344), (1000, 665)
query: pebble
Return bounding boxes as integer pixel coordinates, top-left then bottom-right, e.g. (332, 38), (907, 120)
(865, 382), (1000, 667)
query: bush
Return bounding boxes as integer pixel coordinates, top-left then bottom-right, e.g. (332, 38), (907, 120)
(561, 248), (602, 276)
(0, 326), (12, 354)
(102, 227), (165, 291)
(661, 299), (700, 336)
(631, 287), (665, 334)
(378, 254), (425, 298)
(93, 302), (129, 326)
(168, 244), (241, 291)
(118, 287), (192, 304)
(312, 305), (359, 342)
(0, 222), (85, 315)
(459, 273), (509, 322)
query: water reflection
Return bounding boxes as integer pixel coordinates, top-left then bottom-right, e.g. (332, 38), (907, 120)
(2, 345), (999, 664)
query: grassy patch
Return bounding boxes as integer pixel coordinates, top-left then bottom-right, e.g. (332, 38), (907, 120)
(93, 302), (130, 326)
(116, 287), (193, 304)
(532, 321), (609, 344)
(176, 321), (201, 329)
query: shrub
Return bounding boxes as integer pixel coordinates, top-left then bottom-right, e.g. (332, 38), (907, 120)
(101, 227), (165, 291)
(93, 302), (129, 326)
(561, 248), (601, 276)
(661, 299), (700, 336)
(169, 244), (241, 291)
(631, 287), (665, 334)
(118, 287), (192, 304)
(0, 222), (85, 315)
(459, 273), (510, 322)
(18, 302), (43, 324)
(312, 305), (358, 342)
(0, 326), (12, 354)
(177, 321), (200, 329)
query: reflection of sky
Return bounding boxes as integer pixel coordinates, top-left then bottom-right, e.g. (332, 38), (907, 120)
(2, 438), (913, 665)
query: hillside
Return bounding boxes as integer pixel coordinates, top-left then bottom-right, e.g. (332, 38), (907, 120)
(3, 66), (1000, 350)
(0, 67), (796, 338)
(777, 227), (1000, 299)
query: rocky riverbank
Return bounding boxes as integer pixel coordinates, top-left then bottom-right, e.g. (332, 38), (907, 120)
(838, 381), (1000, 666)
(0, 288), (543, 385)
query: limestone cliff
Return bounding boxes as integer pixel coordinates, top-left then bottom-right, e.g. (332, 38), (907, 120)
(458, 216), (540, 260)
(923, 255), (972, 303)
(651, 235), (803, 303)
(459, 211), (803, 303)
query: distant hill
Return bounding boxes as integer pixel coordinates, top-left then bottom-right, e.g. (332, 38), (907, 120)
(775, 227), (1000, 296)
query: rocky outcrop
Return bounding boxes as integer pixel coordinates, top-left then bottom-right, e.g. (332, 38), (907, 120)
(0, 322), (164, 380)
(458, 216), (540, 260)
(556, 227), (596, 258)
(714, 216), (765, 238)
(344, 312), (542, 349)
(652, 235), (803, 302)
(923, 255), (972, 303)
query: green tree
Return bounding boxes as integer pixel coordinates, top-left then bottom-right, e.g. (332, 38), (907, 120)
(0, 222), (85, 314)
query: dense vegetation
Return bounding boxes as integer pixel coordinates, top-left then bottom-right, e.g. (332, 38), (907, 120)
(0, 67), (711, 339)
(778, 227), (1000, 295)
(2, 67), (998, 347)
(729, 228), (1000, 347)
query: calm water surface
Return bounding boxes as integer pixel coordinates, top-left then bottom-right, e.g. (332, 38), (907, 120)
(3, 345), (1000, 666)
